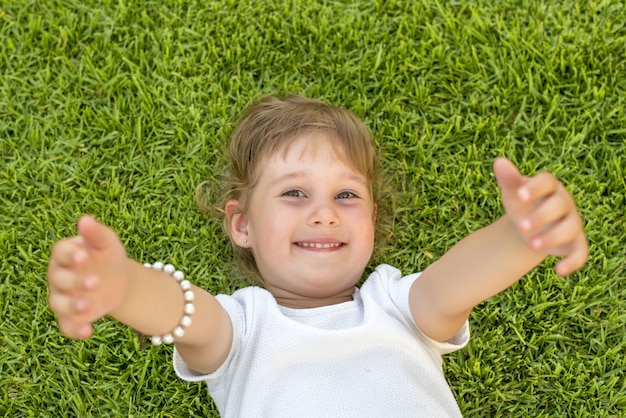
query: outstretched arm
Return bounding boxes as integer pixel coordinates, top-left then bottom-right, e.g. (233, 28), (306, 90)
(47, 215), (232, 374)
(409, 157), (588, 342)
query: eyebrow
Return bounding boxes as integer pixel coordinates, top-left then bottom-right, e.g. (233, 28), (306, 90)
(270, 171), (369, 187)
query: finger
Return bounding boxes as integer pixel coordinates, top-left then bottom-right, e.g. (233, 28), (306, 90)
(77, 215), (120, 251)
(493, 157), (525, 195)
(47, 267), (82, 292)
(48, 291), (90, 316)
(518, 190), (575, 235)
(554, 235), (589, 276)
(48, 291), (73, 316)
(517, 172), (560, 203)
(49, 238), (88, 269)
(48, 261), (101, 293)
(527, 212), (583, 252)
(49, 291), (103, 328)
(57, 316), (94, 340)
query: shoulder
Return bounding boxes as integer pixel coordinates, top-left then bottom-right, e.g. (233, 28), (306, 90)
(174, 286), (277, 382)
(359, 264), (422, 323)
(361, 264), (422, 299)
(216, 286), (277, 330)
(362, 264), (470, 353)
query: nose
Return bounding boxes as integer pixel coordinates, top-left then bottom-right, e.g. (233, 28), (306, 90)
(309, 204), (339, 226)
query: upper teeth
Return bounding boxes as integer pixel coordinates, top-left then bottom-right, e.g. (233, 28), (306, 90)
(299, 242), (341, 249)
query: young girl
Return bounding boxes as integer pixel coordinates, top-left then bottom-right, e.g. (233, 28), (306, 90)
(47, 95), (588, 417)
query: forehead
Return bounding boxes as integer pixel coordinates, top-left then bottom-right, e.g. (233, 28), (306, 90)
(255, 134), (369, 192)
(269, 131), (355, 168)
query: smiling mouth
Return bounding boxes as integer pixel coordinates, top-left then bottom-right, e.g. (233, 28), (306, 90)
(296, 242), (344, 249)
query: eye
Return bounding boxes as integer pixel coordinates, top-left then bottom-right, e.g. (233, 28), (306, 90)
(282, 189), (306, 198)
(336, 191), (357, 199)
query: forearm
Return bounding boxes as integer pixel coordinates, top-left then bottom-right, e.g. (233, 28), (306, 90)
(411, 215), (544, 340)
(110, 260), (226, 349)
(429, 215), (543, 309)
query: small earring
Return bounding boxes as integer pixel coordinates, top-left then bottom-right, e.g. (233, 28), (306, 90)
(243, 239), (248, 244)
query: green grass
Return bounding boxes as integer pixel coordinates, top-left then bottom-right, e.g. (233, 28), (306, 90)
(1, 0), (625, 416)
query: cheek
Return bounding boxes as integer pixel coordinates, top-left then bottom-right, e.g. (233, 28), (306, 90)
(353, 207), (377, 229)
(365, 214), (377, 247)
(250, 208), (293, 242)
(349, 211), (376, 247)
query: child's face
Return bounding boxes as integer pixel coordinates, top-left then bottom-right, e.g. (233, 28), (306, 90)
(230, 133), (376, 307)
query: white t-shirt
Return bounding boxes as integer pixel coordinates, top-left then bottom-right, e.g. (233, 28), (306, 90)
(174, 264), (469, 417)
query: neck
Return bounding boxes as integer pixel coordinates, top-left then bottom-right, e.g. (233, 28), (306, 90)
(266, 285), (355, 309)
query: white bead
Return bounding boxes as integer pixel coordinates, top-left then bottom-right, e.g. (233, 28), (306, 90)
(144, 262), (195, 345)
(181, 316), (192, 327)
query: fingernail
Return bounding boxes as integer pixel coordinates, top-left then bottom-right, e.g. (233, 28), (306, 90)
(78, 324), (91, 338)
(519, 219), (531, 231)
(76, 299), (87, 312)
(518, 188), (530, 201)
(84, 275), (97, 290)
(74, 251), (85, 264)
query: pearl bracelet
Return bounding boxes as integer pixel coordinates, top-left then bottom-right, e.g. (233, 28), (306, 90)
(143, 262), (195, 345)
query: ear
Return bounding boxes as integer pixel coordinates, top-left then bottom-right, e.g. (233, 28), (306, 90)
(225, 200), (251, 248)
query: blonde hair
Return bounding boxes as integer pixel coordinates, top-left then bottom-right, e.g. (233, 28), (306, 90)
(198, 94), (382, 285)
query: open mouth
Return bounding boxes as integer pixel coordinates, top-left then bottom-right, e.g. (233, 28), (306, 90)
(295, 242), (344, 249)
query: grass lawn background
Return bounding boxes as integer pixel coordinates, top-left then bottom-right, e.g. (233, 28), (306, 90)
(1, 0), (625, 416)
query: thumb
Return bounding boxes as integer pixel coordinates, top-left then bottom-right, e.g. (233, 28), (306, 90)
(493, 157), (525, 196)
(77, 215), (120, 251)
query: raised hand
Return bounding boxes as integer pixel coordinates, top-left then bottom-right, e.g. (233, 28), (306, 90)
(493, 157), (588, 276)
(47, 215), (130, 339)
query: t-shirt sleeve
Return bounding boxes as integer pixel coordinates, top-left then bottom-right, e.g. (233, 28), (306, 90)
(173, 292), (246, 383)
(373, 264), (470, 356)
